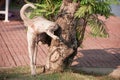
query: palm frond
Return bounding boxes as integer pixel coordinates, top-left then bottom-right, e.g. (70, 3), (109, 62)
(75, 5), (90, 18)
(88, 15), (109, 37)
(75, 0), (113, 18)
(29, 0), (61, 20)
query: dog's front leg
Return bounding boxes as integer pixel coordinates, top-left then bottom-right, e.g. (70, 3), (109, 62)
(27, 31), (37, 76)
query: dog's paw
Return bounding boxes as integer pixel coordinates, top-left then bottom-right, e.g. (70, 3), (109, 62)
(31, 72), (36, 76)
(31, 69), (36, 76)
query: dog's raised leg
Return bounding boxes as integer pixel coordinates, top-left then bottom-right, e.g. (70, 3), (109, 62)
(27, 31), (37, 76)
(46, 30), (59, 40)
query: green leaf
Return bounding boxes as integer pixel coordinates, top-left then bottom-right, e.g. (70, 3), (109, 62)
(29, 0), (61, 20)
(88, 15), (109, 37)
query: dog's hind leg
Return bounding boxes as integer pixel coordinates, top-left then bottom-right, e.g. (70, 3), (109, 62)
(27, 31), (37, 76)
(46, 30), (59, 40)
(33, 40), (38, 74)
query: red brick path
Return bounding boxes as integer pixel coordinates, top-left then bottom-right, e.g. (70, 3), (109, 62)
(0, 16), (120, 68)
(72, 16), (120, 68)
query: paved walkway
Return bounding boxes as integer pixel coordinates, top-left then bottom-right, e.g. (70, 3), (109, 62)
(72, 16), (120, 68)
(0, 14), (120, 69)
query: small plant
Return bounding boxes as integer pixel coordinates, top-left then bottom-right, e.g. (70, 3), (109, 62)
(23, 0), (120, 73)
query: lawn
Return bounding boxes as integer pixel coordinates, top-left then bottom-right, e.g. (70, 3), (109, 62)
(0, 66), (119, 80)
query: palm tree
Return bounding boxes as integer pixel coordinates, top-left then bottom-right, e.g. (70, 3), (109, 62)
(26, 0), (120, 73)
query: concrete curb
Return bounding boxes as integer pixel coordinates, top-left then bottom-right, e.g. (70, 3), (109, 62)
(71, 67), (120, 78)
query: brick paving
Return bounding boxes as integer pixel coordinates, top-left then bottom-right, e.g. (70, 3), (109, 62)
(0, 14), (120, 69)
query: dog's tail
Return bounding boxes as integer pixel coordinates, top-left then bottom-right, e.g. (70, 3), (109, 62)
(20, 4), (36, 21)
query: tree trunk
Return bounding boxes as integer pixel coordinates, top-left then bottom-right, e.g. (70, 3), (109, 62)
(45, 0), (80, 72)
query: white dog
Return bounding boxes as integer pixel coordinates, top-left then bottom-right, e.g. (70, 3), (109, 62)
(20, 3), (59, 75)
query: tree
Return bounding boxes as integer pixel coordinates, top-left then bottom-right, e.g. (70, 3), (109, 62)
(27, 0), (120, 73)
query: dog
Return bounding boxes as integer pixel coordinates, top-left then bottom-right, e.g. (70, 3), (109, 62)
(20, 3), (59, 75)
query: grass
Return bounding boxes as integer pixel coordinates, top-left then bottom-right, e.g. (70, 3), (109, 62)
(0, 66), (119, 80)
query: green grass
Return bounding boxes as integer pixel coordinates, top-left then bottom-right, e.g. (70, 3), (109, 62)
(0, 66), (119, 80)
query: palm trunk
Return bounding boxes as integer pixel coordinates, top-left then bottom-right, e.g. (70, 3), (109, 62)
(45, 0), (81, 72)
